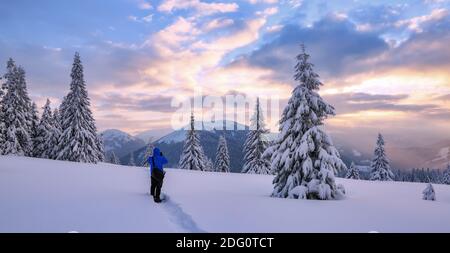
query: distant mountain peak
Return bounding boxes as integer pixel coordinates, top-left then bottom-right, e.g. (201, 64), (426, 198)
(156, 121), (249, 144)
(101, 129), (132, 137)
(101, 129), (145, 159)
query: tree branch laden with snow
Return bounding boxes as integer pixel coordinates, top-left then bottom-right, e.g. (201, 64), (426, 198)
(268, 45), (346, 200)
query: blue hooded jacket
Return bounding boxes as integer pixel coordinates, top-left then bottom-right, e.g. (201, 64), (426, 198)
(148, 147), (168, 174)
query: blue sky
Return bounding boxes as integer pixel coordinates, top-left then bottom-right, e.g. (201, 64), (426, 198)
(1, 0), (450, 151)
(0, 1), (435, 47)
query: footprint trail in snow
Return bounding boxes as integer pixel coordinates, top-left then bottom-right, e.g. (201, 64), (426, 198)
(160, 194), (206, 233)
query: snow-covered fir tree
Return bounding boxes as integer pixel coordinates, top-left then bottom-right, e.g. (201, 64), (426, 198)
(394, 168), (443, 184)
(33, 99), (54, 158)
(129, 152), (136, 166)
(95, 133), (105, 162)
(52, 108), (61, 130)
(30, 102), (40, 157)
(57, 92), (67, 122)
(214, 135), (230, 172)
(443, 165), (450, 185)
(268, 45), (346, 200)
(45, 108), (62, 159)
(55, 53), (103, 163)
(422, 183), (436, 201)
(242, 97), (271, 174)
(0, 77), (5, 151)
(345, 162), (360, 180)
(0, 117), (5, 153)
(16, 66), (35, 155)
(141, 138), (155, 167)
(0, 76), (3, 96)
(108, 151), (120, 165)
(52, 108), (61, 125)
(178, 113), (208, 171)
(262, 139), (276, 174)
(370, 134), (394, 181)
(0, 59), (33, 156)
(205, 157), (214, 172)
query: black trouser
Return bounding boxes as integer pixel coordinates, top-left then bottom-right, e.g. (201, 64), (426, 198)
(151, 170), (164, 199)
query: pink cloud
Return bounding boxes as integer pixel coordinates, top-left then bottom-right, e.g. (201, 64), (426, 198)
(256, 7), (279, 16)
(247, 0), (279, 4)
(204, 18), (234, 31)
(395, 8), (448, 32)
(157, 0), (239, 16)
(137, 0), (152, 10)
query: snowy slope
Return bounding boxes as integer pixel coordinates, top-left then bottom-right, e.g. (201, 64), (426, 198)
(425, 143), (450, 169)
(166, 170), (450, 232)
(157, 129), (187, 144)
(102, 129), (135, 146)
(0, 156), (173, 232)
(2, 155), (450, 232)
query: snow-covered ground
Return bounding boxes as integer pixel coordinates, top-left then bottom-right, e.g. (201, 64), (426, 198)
(1, 155), (450, 232)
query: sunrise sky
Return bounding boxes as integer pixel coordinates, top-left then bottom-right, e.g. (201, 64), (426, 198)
(1, 0), (449, 150)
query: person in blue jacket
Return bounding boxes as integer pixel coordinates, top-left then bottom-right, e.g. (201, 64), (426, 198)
(148, 147), (168, 203)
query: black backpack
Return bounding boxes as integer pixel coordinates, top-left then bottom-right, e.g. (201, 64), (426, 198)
(150, 156), (164, 181)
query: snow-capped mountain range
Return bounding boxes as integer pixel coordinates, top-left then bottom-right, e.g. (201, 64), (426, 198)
(136, 126), (251, 171)
(100, 129), (145, 158)
(402, 140), (450, 170)
(101, 126), (450, 171)
(156, 121), (250, 144)
(134, 128), (173, 143)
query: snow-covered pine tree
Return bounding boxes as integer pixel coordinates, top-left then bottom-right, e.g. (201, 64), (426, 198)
(345, 162), (360, 179)
(16, 66), (36, 156)
(55, 53), (103, 163)
(178, 113), (208, 171)
(422, 183), (436, 201)
(109, 151), (120, 165)
(95, 133), (105, 162)
(0, 59), (33, 156)
(431, 169), (441, 184)
(57, 90), (67, 118)
(0, 118), (5, 153)
(33, 99), (53, 158)
(141, 138), (155, 167)
(30, 102), (40, 157)
(369, 134), (394, 181)
(45, 108), (62, 160)
(52, 108), (61, 130)
(269, 45), (346, 200)
(443, 165), (450, 185)
(242, 97), (271, 174)
(0, 76), (5, 151)
(0, 76), (3, 96)
(214, 135), (230, 172)
(262, 139), (276, 174)
(129, 151), (136, 166)
(205, 157), (214, 172)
